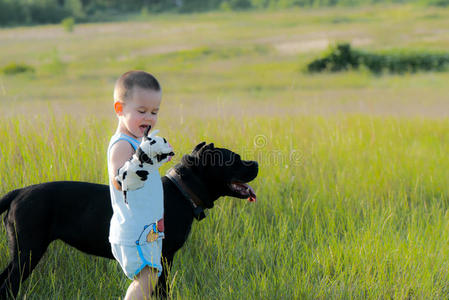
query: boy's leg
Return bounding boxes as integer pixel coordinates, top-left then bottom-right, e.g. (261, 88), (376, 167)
(124, 266), (159, 300)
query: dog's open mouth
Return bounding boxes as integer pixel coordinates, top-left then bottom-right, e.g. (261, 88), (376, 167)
(228, 182), (257, 202)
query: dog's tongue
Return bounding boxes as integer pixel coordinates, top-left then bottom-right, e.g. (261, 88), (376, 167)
(237, 183), (256, 202)
(231, 182), (257, 202)
(247, 184), (257, 202)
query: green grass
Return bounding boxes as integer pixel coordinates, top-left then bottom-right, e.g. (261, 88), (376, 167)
(2, 4), (449, 299)
(2, 116), (449, 298)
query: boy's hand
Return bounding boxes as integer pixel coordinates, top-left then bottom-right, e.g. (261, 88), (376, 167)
(114, 127), (174, 204)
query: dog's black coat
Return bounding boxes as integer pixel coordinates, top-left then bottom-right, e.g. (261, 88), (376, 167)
(0, 143), (258, 299)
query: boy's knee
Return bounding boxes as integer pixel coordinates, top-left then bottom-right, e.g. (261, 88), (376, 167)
(135, 266), (159, 286)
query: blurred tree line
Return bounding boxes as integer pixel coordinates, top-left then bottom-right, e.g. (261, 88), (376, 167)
(0, 0), (447, 26)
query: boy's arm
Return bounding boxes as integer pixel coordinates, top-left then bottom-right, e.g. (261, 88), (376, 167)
(109, 140), (135, 191)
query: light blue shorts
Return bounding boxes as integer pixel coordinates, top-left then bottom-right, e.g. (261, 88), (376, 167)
(111, 224), (164, 279)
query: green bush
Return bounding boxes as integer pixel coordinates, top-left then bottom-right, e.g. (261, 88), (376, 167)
(306, 43), (449, 74)
(2, 0), (449, 26)
(4, 0), (449, 26)
(220, 1), (233, 10)
(228, 0), (253, 9)
(62, 17), (75, 32)
(2, 63), (35, 75)
(424, 0), (449, 6)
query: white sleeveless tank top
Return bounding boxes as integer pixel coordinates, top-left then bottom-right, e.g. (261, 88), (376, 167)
(107, 133), (164, 245)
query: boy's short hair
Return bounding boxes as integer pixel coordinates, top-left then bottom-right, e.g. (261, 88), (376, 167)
(114, 70), (161, 103)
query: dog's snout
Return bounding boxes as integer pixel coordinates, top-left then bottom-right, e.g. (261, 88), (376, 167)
(242, 160), (257, 168)
(251, 161), (259, 175)
(248, 160), (258, 168)
(242, 160), (259, 180)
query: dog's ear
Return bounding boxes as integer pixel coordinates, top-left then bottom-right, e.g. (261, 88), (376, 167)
(184, 142), (214, 166)
(197, 143), (214, 155)
(192, 142), (206, 154)
(143, 125), (152, 141)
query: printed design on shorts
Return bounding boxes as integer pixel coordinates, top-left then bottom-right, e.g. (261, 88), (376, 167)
(136, 221), (165, 246)
(146, 224), (159, 243)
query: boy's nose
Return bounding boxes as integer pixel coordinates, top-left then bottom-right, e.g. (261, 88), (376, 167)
(145, 113), (157, 124)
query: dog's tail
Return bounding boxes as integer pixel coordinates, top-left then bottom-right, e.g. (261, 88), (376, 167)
(0, 189), (20, 216)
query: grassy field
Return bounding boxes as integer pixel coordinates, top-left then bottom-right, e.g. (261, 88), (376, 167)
(2, 5), (449, 299)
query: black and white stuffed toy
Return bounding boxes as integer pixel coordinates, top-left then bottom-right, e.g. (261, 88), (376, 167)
(116, 127), (174, 203)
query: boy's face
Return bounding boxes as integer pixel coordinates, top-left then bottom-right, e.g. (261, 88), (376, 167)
(116, 87), (162, 139)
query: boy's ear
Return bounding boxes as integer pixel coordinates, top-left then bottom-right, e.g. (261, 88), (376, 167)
(114, 102), (123, 115)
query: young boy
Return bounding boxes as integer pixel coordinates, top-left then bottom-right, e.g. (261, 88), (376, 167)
(107, 70), (171, 300)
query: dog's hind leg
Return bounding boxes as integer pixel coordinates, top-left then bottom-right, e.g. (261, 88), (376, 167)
(0, 263), (14, 299)
(0, 242), (48, 299)
(0, 219), (49, 299)
(0, 263), (12, 287)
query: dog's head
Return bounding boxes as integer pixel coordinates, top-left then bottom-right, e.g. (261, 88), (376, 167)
(180, 142), (258, 207)
(138, 128), (175, 166)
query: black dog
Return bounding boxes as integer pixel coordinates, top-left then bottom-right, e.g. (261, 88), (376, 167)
(0, 142), (258, 299)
